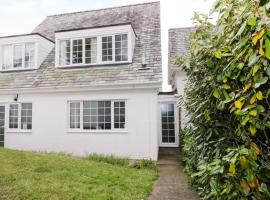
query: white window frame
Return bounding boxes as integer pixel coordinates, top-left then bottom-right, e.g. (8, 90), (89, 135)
(1, 43), (37, 71)
(67, 100), (127, 133)
(7, 102), (32, 133)
(57, 33), (130, 68)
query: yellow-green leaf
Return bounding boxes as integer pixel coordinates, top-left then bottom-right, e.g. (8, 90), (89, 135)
(240, 180), (250, 196)
(235, 100), (243, 109)
(240, 156), (248, 169)
(250, 142), (260, 155)
(250, 94), (257, 104)
(241, 115), (250, 126)
(248, 16), (257, 26)
(252, 65), (260, 76)
(249, 125), (257, 136)
(213, 89), (220, 99)
(243, 82), (252, 93)
(252, 29), (266, 45)
(204, 110), (211, 122)
(256, 91), (263, 100)
(229, 163), (236, 175)
(259, 38), (264, 56)
(265, 38), (270, 60)
(214, 50), (222, 59)
(249, 109), (257, 116)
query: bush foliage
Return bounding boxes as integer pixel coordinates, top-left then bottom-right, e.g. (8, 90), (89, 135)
(178, 0), (270, 199)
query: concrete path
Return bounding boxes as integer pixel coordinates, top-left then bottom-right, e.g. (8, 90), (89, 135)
(147, 148), (199, 200)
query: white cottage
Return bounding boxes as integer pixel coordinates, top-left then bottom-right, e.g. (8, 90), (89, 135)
(0, 2), (188, 160)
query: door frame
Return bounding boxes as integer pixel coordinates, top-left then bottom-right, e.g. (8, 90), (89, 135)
(158, 99), (179, 147)
(0, 104), (6, 147)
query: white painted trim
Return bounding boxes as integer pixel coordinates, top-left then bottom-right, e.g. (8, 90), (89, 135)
(6, 102), (33, 133)
(67, 99), (128, 133)
(158, 101), (179, 147)
(0, 81), (162, 94)
(0, 43), (38, 71)
(55, 25), (135, 67)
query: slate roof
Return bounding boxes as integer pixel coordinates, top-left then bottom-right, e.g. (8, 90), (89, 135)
(0, 1), (162, 90)
(168, 27), (194, 84)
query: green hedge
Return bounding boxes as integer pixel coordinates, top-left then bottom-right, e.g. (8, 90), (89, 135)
(178, 0), (270, 199)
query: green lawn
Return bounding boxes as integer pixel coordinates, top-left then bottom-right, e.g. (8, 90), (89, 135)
(0, 148), (158, 200)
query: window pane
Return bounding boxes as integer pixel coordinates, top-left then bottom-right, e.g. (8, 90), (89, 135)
(83, 101), (111, 130)
(25, 43), (35, 68)
(70, 102), (80, 129)
(21, 103), (32, 130)
(14, 45), (23, 68)
(85, 38), (97, 64)
(72, 39), (83, 64)
(2, 45), (12, 70)
(161, 104), (175, 143)
(115, 34), (128, 62)
(9, 104), (18, 129)
(102, 36), (113, 62)
(114, 101), (126, 129)
(59, 40), (70, 65)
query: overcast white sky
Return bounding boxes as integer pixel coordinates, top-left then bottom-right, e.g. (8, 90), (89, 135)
(0, 0), (216, 90)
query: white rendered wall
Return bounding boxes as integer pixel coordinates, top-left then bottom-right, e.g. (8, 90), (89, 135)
(0, 88), (159, 160)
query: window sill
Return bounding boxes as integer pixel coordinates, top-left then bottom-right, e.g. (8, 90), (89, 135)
(1, 68), (37, 73)
(6, 130), (32, 134)
(57, 62), (131, 69)
(67, 129), (128, 134)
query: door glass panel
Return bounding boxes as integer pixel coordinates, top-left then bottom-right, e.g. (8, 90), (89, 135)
(161, 104), (175, 143)
(0, 106), (5, 147)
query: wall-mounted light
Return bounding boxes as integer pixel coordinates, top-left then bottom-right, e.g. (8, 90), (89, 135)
(14, 94), (18, 102)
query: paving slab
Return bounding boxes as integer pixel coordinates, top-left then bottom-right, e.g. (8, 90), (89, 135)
(147, 148), (199, 200)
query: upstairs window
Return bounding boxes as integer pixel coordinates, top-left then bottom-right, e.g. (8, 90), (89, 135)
(59, 40), (70, 66)
(57, 34), (129, 67)
(72, 39), (83, 64)
(2, 45), (12, 70)
(1, 43), (36, 70)
(13, 45), (23, 68)
(85, 38), (97, 64)
(25, 43), (35, 68)
(115, 34), (128, 62)
(102, 36), (113, 62)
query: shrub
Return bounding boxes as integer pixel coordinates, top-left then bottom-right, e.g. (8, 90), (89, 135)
(178, 0), (270, 199)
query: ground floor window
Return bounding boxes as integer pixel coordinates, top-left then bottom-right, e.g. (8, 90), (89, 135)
(69, 100), (126, 131)
(9, 103), (32, 130)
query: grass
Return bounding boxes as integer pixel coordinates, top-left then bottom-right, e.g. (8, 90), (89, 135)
(0, 148), (158, 200)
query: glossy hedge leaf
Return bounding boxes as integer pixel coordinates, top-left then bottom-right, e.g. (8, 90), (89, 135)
(255, 76), (268, 88)
(265, 38), (270, 59)
(266, 67), (270, 76)
(248, 16), (256, 26)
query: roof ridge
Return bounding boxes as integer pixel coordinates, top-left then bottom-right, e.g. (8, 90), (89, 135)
(169, 26), (195, 31)
(47, 1), (159, 17)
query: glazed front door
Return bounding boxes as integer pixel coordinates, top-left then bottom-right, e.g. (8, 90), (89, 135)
(160, 103), (177, 146)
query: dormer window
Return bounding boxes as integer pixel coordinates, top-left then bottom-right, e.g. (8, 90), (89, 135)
(0, 33), (54, 72)
(55, 23), (136, 68)
(1, 43), (35, 70)
(115, 34), (128, 62)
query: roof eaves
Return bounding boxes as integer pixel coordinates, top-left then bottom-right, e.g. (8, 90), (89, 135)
(0, 33), (55, 44)
(54, 22), (138, 38)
